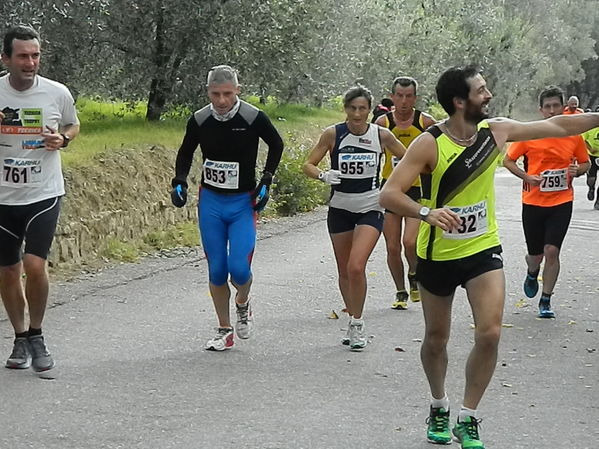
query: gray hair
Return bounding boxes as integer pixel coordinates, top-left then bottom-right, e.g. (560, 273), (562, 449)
(206, 65), (239, 87)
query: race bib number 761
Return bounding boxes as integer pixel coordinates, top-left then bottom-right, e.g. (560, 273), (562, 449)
(1, 157), (42, 187)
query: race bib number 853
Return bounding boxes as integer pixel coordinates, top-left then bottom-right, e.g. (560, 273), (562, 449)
(203, 159), (239, 189)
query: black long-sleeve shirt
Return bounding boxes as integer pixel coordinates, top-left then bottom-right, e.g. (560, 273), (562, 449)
(172, 100), (284, 193)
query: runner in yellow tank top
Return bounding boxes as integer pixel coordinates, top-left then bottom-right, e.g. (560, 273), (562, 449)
(374, 76), (436, 309)
(380, 65), (599, 449)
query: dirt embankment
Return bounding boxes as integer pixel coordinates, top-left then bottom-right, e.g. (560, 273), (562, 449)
(52, 145), (199, 272)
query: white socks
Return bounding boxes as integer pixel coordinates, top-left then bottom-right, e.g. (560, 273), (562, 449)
(458, 406), (478, 421)
(431, 394), (450, 410)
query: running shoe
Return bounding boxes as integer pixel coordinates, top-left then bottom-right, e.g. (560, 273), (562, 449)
(341, 320), (351, 345)
(538, 297), (555, 319)
(27, 335), (55, 372)
(452, 416), (485, 449)
(205, 328), (234, 351)
(408, 273), (421, 303)
(5, 337), (31, 369)
(349, 319), (367, 350)
(588, 187), (595, 201)
(391, 290), (409, 310)
(523, 272), (539, 298)
(426, 406), (452, 444)
(235, 301), (253, 339)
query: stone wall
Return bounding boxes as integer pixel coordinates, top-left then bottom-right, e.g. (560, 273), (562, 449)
(49, 145), (198, 268)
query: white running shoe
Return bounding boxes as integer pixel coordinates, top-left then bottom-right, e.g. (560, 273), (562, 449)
(235, 301), (253, 339)
(341, 320), (351, 345)
(349, 319), (367, 350)
(205, 328), (234, 351)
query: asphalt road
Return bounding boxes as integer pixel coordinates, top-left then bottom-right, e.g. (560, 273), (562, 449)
(1, 169), (597, 449)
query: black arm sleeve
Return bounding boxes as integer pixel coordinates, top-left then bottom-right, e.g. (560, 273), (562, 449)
(257, 112), (284, 175)
(172, 117), (201, 188)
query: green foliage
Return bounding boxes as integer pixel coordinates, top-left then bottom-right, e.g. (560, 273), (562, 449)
(271, 147), (329, 216)
(143, 223), (199, 249)
(99, 238), (140, 263)
(4, 0), (598, 118)
(427, 103), (449, 121)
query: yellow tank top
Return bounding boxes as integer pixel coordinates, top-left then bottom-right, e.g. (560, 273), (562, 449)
(381, 110), (426, 185)
(417, 121), (502, 261)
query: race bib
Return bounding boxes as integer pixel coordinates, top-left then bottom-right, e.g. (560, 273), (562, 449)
(203, 159), (239, 189)
(338, 153), (377, 179)
(443, 200), (488, 240)
(1, 157), (42, 187)
(539, 168), (568, 192)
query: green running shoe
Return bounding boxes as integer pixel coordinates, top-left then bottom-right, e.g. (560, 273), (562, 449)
(426, 406), (451, 444)
(452, 416), (485, 449)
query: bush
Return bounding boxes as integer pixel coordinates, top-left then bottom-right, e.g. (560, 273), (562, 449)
(270, 146), (329, 216)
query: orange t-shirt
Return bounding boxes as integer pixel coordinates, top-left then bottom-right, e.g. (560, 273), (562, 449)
(506, 135), (589, 207)
(563, 108), (584, 114)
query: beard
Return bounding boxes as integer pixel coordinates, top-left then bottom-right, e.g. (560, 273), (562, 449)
(464, 100), (489, 123)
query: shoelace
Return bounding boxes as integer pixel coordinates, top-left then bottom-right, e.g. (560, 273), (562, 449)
(11, 339), (29, 358)
(214, 328), (232, 340)
(237, 305), (249, 324)
(427, 412), (449, 432)
(461, 418), (483, 439)
(28, 338), (49, 357)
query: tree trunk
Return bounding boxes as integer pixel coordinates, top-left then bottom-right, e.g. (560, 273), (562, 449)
(146, 78), (168, 121)
(145, 0), (169, 121)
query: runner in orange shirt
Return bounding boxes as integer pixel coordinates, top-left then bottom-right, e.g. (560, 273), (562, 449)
(504, 86), (589, 318)
(563, 95), (584, 114)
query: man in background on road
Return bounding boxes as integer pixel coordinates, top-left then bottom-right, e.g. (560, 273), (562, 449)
(0, 25), (80, 372)
(564, 95), (584, 114)
(376, 76), (436, 309)
(380, 66), (599, 449)
(582, 125), (599, 208)
(503, 86), (589, 319)
(171, 65), (284, 351)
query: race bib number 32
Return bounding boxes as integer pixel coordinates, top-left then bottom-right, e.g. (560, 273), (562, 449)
(1, 157), (42, 187)
(338, 153), (377, 179)
(203, 159), (239, 189)
(443, 200), (488, 240)
(540, 168), (568, 192)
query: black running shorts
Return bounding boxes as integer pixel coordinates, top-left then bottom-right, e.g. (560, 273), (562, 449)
(522, 202), (572, 256)
(327, 207), (384, 234)
(416, 246), (504, 297)
(0, 196), (62, 266)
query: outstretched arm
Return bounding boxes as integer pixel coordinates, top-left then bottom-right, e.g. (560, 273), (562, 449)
(489, 113), (599, 148)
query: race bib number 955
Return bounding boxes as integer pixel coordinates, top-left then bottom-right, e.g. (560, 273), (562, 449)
(338, 153), (377, 179)
(203, 159), (239, 189)
(1, 157), (42, 187)
(443, 200), (488, 240)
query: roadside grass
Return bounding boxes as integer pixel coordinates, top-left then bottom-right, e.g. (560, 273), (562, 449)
(62, 97), (344, 168)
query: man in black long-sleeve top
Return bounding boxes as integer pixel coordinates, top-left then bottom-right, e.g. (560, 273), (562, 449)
(171, 65), (284, 351)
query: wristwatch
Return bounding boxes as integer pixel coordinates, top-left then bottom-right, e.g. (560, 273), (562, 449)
(318, 171), (325, 182)
(60, 133), (71, 148)
(418, 206), (431, 221)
